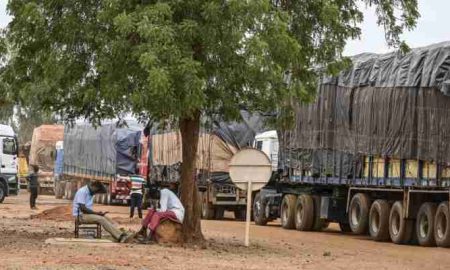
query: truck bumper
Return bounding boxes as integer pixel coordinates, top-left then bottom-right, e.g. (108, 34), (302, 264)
(5, 174), (18, 195)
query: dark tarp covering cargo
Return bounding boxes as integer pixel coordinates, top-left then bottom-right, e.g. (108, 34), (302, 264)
(280, 42), (450, 184)
(63, 123), (142, 179)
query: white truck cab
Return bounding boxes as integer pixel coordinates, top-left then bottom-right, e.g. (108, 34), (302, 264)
(254, 130), (279, 171)
(0, 124), (18, 203)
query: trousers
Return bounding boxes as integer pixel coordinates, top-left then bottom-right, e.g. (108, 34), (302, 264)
(130, 193), (143, 218)
(29, 187), (38, 208)
(80, 214), (123, 240)
(142, 208), (178, 232)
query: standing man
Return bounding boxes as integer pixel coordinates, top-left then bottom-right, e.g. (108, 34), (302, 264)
(138, 187), (185, 242)
(129, 175), (145, 219)
(73, 181), (132, 243)
(26, 165), (39, 209)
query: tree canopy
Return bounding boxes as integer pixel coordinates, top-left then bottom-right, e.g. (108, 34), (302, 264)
(1, 0), (419, 242)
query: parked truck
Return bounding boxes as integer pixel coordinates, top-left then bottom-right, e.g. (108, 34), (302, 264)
(29, 125), (64, 194)
(252, 42), (450, 247)
(58, 122), (142, 204)
(0, 124), (18, 203)
(143, 114), (262, 220)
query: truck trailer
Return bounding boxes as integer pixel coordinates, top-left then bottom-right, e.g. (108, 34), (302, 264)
(253, 42), (450, 247)
(58, 122), (142, 204)
(144, 113), (263, 220)
(29, 125), (64, 194)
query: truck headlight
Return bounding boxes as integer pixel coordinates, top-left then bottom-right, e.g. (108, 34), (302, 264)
(8, 176), (16, 182)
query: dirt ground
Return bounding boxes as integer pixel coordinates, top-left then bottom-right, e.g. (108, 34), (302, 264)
(1, 192), (450, 270)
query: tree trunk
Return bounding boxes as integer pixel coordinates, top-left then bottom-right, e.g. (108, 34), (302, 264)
(179, 110), (204, 243)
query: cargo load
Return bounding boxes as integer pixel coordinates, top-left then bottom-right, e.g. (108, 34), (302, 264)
(29, 125), (64, 193)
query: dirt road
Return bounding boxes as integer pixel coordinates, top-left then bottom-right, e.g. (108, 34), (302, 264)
(1, 192), (449, 270)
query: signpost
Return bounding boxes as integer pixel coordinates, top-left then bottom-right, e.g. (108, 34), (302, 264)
(229, 149), (272, 247)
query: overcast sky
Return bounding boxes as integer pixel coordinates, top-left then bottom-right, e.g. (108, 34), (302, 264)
(1, 1), (449, 56)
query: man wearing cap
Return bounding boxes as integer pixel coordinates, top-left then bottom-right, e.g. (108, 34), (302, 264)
(73, 181), (131, 243)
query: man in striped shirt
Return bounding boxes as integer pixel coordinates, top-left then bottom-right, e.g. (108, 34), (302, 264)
(129, 175), (145, 218)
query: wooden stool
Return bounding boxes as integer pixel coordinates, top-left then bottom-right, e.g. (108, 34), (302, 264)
(74, 216), (102, 239)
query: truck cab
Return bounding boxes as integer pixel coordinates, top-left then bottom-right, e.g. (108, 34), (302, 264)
(0, 124), (18, 203)
(254, 130), (279, 171)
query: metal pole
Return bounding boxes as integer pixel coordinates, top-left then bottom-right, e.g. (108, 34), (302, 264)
(245, 181), (252, 247)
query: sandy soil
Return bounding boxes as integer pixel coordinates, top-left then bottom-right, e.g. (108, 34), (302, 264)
(1, 192), (450, 270)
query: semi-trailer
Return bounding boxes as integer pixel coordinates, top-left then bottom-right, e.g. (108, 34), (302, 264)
(58, 122), (142, 204)
(29, 125), (64, 194)
(252, 42), (450, 247)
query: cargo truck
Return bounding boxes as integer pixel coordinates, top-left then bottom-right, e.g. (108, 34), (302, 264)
(252, 42), (450, 247)
(29, 125), (64, 194)
(58, 122), (142, 204)
(143, 131), (248, 220)
(143, 114), (262, 220)
(0, 124), (18, 203)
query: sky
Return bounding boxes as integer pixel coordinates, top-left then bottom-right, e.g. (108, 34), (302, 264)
(0, 1), (449, 56)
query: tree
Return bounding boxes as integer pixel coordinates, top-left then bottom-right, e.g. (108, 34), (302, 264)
(1, 0), (418, 243)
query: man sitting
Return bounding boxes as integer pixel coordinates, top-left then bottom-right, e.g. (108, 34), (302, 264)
(138, 187), (185, 242)
(73, 181), (131, 242)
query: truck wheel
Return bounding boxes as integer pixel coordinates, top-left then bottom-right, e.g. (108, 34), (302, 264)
(295, 194), (314, 231)
(434, 201), (450, 247)
(339, 222), (352, 233)
(312, 195), (327, 231)
(369, 199), (390, 241)
(348, 193), (370, 234)
(253, 192), (268, 226)
(0, 182), (6, 203)
(281, 194), (297, 229)
(201, 193), (215, 220)
(389, 201), (413, 245)
(234, 208), (246, 221)
(215, 207), (225, 220)
(415, 202), (437, 246)
(55, 181), (64, 199)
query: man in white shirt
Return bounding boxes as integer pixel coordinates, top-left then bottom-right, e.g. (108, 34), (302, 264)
(138, 187), (185, 242)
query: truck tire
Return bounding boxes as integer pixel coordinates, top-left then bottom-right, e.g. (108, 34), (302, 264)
(253, 192), (268, 226)
(234, 208), (246, 221)
(434, 201), (450, 247)
(201, 193), (215, 220)
(369, 199), (390, 241)
(339, 222), (352, 233)
(215, 207), (225, 220)
(389, 201), (413, 245)
(295, 194), (314, 231)
(348, 193), (370, 235)
(281, 194), (297, 229)
(0, 182), (6, 203)
(415, 202), (437, 246)
(55, 181), (64, 199)
(312, 195), (327, 231)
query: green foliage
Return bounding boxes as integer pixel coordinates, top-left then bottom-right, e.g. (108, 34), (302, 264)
(1, 0), (418, 124)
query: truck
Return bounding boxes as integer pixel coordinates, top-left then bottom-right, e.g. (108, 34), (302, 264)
(58, 122), (142, 204)
(144, 115), (262, 220)
(29, 125), (64, 194)
(0, 124), (18, 203)
(252, 42), (450, 247)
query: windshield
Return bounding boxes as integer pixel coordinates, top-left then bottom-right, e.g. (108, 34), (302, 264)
(3, 137), (17, 155)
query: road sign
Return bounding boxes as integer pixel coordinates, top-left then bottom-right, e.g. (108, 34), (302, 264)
(229, 148), (272, 247)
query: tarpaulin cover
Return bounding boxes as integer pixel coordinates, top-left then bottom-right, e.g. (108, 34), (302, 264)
(150, 111), (265, 184)
(29, 125), (64, 172)
(282, 42), (450, 172)
(63, 123), (141, 179)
